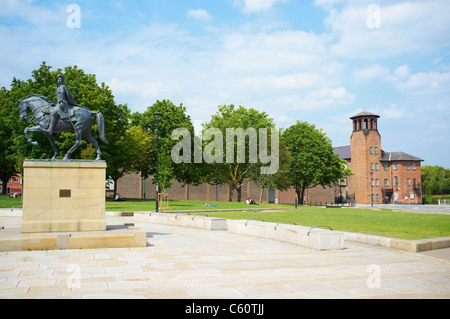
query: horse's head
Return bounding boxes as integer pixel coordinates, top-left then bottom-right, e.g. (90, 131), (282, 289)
(17, 99), (29, 122)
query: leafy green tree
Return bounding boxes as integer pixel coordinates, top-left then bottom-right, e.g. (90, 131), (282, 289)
(282, 121), (352, 205)
(248, 137), (291, 203)
(422, 166), (450, 195)
(131, 100), (199, 190)
(203, 104), (275, 202)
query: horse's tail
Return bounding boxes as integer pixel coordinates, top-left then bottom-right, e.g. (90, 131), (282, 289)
(92, 111), (109, 144)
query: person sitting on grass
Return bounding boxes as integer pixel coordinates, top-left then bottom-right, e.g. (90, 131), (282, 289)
(114, 193), (126, 201)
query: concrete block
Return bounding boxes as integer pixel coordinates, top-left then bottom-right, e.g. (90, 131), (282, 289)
(226, 220), (344, 250)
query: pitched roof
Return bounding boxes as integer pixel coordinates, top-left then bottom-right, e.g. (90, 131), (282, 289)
(332, 147), (424, 162)
(380, 151), (424, 162)
(333, 145), (351, 160)
(350, 111), (380, 119)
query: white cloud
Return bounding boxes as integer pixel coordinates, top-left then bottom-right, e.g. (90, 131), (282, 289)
(187, 8), (212, 21)
(380, 104), (404, 119)
(233, 0), (287, 13)
(353, 64), (390, 82)
(324, 1), (450, 59)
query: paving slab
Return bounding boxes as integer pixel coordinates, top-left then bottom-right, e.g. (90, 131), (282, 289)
(0, 216), (449, 299)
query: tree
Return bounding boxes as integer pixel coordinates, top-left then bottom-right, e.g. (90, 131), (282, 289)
(248, 137), (291, 203)
(131, 100), (198, 191)
(422, 166), (450, 195)
(282, 121), (352, 205)
(202, 104), (275, 202)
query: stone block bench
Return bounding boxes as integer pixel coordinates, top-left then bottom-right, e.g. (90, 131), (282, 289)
(227, 219), (344, 250)
(134, 212), (227, 231)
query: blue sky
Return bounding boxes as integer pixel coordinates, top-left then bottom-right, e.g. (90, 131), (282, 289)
(1, 0), (449, 168)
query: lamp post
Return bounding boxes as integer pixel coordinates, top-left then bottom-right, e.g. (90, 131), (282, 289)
(153, 112), (163, 212)
(370, 171), (374, 208)
(293, 152), (298, 209)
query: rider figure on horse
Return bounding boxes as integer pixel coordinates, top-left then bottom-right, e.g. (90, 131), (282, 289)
(44, 74), (78, 134)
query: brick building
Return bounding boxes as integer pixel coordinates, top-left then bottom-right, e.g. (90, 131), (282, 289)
(0, 176), (22, 197)
(335, 111), (423, 204)
(116, 111), (424, 205)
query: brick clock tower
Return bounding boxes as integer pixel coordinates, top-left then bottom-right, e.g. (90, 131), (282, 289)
(348, 111), (423, 204)
(350, 111), (381, 204)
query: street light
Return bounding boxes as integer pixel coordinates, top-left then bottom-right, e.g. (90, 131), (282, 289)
(153, 112), (163, 212)
(370, 171), (374, 208)
(293, 152), (298, 209)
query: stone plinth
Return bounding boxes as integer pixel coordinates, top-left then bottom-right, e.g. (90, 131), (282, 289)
(21, 160), (107, 233)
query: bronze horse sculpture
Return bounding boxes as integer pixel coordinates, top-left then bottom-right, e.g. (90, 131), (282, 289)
(18, 94), (108, 161)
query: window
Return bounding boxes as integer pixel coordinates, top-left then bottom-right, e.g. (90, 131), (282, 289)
(370, 163), (374, 171)
(393, 163), (398, 170)
(370, 147), (373, 154)
(407, 178), (411, 186)
(376, 179), (379, 187)
(384, 179), (389, 186)
(384, 163), (388, 171)
(371, 179), (375, 187)
(376, 194), (379, 202)
(371, 194), (375, 202)
(375, 147), (378, 155)
(407, 163), (410, 170)
(410, 192), (415, 199)
(413, 163), (416, 170)
(394, 176), (398, 186)
(375, 163), (379, 171)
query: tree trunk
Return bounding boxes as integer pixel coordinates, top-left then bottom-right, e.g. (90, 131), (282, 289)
(259, 188), (265, 204)
(1, 180), (7, 196)
(299, 187), (306, 205)
(237, 186), (242, 202)
(228, 185), (234, 202)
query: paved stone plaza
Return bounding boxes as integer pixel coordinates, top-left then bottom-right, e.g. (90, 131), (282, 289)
(0, 215), (449, 299)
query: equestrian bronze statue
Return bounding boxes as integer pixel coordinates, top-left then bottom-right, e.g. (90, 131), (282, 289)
(17, 74), (108, 161)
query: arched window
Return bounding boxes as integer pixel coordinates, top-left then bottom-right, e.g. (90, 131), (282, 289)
(364, 119), (368, 129)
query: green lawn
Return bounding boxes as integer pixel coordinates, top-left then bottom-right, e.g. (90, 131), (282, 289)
(0, 195), (22, 209)
(2, 195), (449, 240)
(105, 198), (292, 212)
(206, 207), (450, 240)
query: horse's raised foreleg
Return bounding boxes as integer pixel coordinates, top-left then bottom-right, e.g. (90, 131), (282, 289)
(63, 130), (82, 161)
(24, 125), (43, 148)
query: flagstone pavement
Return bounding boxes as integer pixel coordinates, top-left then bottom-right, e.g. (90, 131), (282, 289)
(0, 216), (449, 299)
